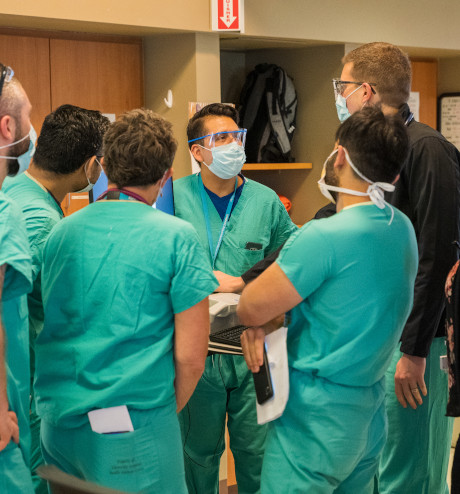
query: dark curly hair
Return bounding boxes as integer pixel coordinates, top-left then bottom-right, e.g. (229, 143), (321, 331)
(336, 106), (409, 184)
(33, 104), (110, 175)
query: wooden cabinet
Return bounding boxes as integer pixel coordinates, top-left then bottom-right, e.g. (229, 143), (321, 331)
(0, 34), (52, 134)
(411, 59), (438, 129)
(0, 30), (143, 215)
(50, 38), (143, 114)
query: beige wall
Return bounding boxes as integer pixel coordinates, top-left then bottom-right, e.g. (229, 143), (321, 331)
(439, 57), (460, 95)
(221, 45), (344, 224)
(144, 33), (221, 180)
(3, 0), (460, 55)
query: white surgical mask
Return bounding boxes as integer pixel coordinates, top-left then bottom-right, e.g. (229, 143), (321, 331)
(0, 125), (37, 177)
(318, 148), (396, 223)
(335, 85), (362, 123)
(200, 141), (246, 179)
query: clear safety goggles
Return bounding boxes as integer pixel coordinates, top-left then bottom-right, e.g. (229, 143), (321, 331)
(0, 64), (14, 98)
(332, 79), (376, 100)
(188, 129), (247, 148)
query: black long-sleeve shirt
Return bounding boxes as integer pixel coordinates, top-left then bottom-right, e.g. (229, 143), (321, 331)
(390, 104), (460, 357)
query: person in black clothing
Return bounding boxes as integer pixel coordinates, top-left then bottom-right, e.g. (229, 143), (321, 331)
(445, 258), (460, 493)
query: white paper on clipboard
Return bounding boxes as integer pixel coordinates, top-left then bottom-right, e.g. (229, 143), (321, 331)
(256, 327), (289, 425)
(439, 94), (460, 150)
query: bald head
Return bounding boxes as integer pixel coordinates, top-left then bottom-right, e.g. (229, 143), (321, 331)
(0, 78), (27, 122)
(0, 76), (33, 182)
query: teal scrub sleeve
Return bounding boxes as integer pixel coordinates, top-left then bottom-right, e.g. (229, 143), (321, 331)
(28, 217), (58, 281)
(0, 194), (32, 299)
(266, 198), (297, 255)
(276, 222), (334, 300)
(170, 224), (219, 314)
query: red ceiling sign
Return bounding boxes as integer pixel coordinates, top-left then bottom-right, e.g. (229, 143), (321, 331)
(212, 0), (244, 32)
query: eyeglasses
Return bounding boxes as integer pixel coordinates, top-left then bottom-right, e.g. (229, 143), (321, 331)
(332, 79), (377, 100)
(0, 64), (14, 99)
(188, 129), (247, 148)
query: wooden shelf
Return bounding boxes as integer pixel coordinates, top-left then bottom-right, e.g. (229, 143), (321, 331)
(243, 162), (312, 171)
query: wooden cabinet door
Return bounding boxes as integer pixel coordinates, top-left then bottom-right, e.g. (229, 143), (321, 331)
(50, 38), (143, 114)
(49, 37), (143, 215)
(411, 60), (437, 129)
(0, 34), (51, 133)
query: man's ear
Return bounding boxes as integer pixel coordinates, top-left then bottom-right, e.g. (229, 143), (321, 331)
(190, 144), (204, 164)
(163, 167), (173, 182)
(335, 145), (346, 169)
(86, 156), (98, 173)
(361, 82), (374, 105)
(0, 115), (15, 142)
(84, 156), (102, 184)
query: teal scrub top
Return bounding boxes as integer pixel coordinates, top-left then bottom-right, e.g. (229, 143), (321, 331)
(35, 201), (218, 428)
(174, 174), (297, 275)
(277, 203), (418, 387)
(0, 191), (33, 459)
(3, 172), (64, 376)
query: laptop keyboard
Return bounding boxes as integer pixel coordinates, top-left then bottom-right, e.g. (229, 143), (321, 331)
(210, 325), (248, 345)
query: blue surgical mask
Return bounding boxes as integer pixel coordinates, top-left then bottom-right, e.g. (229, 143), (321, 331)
(0, 125), (37, 177)
(335, 85), (362, 123)
(200, 141), (246, 180)
(74, 159), (101, 193)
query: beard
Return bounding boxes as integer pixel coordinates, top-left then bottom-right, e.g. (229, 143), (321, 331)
(7, 120), (29, 176)
(324, 154), (340, 202)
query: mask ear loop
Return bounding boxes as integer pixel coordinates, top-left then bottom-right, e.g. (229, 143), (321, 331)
(343, 147), (396, 225)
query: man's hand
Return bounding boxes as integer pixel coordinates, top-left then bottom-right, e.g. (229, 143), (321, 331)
(213, 271), (245, 293)
(394, 354), (427, 409)
(241, 327), (266, 373)
(241, 315), (284, 373)
(0, 410), (19, 451)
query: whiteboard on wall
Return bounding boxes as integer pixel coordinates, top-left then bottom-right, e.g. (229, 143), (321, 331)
(438, 93), (460, 149)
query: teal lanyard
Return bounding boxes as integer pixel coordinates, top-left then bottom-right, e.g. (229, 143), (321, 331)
(198, 174), (238, 269)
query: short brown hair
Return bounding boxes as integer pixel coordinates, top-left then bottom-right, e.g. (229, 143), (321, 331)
(103, 109), (177, 187)
(187, 103), (239, 149)
(342, 42), (411, 109)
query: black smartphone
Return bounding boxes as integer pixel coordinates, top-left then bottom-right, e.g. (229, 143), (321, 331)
(245, 242), (263, 251)
(252, 346), (274, 405)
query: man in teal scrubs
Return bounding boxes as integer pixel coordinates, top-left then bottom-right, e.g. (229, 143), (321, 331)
(3, 104), (109, 493)
(174, 103), (296, 494)
(34, 109), (218, 493)
(0, 64), (35, 492)
(337, 43), (459, 494)
(238, 107), (418, 493)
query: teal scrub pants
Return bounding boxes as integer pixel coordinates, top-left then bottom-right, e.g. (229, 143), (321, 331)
(0, 442), (35, 493)
(376, 338), (454, 494)
(261, 369), (387, 494)
(30, 401), (47, 494)
(179, 354), (267, 494)
(41, 404), (187, 493)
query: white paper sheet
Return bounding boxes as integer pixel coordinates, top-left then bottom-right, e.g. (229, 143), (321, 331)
(88, 405), (134, 434)
(256, 327), (289, 425)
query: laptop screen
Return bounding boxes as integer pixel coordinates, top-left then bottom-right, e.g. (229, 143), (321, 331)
(89, 170), (174, 215)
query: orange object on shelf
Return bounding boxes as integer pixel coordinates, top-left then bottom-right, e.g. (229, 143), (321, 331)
(278, 194), (292, 212)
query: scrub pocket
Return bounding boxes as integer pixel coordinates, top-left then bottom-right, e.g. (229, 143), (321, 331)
(235, 246), (265, 273)
(87, 424), (159, 492)
(41, 406), (187, 494)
